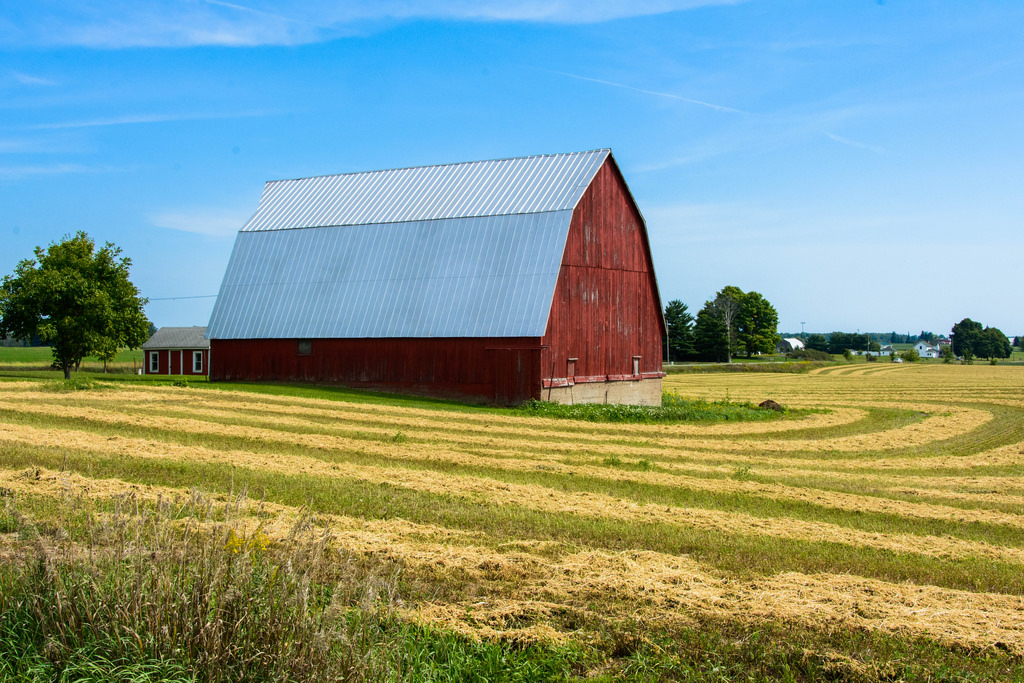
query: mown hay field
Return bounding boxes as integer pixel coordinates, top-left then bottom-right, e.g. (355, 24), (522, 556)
(1, 363), (1023, 680)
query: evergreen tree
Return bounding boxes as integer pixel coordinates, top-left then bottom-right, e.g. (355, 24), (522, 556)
(663, 299), (695, 361)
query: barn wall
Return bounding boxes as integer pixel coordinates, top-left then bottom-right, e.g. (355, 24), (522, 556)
(210, 338), (542, 404)
(541, 158), (664, 392)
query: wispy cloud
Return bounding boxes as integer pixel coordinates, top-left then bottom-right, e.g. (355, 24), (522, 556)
(11, 71), (58, 86)
(1, 1), (744, 49)
(0, 163), (118, 180)
(26, 110), (278, 130)
(551, 70), (748, 114)
(150, 207), (251, 236)
(825, 132), (887, 155)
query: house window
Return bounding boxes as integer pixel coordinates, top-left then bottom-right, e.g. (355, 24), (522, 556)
(632, 356), (641, 376)
(297, 340), (313, 356)
(193, 351), (203, 373)
(149, 352), (159, 373)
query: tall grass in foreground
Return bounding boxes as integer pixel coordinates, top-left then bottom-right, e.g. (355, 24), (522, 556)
(3, 492), (1017, 683)
(0, 492), (590, 682)
(0, 492), (396, 682)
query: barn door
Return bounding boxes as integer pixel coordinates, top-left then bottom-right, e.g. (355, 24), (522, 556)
(493, 349), (512, 405)
(492, 348), (534, 405)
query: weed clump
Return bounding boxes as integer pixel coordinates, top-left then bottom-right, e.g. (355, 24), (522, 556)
(517, 392), (781, 424)
(0, 492), (400, 682)
(41, 377), (101, 392)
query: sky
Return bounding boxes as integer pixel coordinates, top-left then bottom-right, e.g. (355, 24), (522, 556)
(2, 0), (1022, 337)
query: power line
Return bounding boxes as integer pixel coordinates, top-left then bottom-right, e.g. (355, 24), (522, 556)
(147, 294), (218, 301)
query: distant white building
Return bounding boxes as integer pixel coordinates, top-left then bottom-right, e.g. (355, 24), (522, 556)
(776, 337), (805, 353)
(879, 345), (896, 356)
(914, 341), (941, 358)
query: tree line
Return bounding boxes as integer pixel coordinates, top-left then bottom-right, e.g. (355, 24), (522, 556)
(951, 318), (1013, 362)
(664, 286), (780, 362)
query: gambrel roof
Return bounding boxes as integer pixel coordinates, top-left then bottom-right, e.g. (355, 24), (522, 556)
(207, 150), (614, 340)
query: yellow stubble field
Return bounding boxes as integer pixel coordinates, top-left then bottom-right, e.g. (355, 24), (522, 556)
(1, 362), (1022, 671)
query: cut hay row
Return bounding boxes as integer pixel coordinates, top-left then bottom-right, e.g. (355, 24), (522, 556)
(0, 388), (998, 461)
(3, 388), (1021, 512)
(0, 383), (869, 438)
(3, 466), (1023, 657)
(2, 364), (1023, 669)
(3, 420), (1023, 565)
(3, 397), (1022, 529)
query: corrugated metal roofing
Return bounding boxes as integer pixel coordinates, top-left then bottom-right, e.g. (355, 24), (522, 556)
(208, 211), (571, 339)
(143, 326), (209, 349)
(208, 150), (614, 340)
(241, 149), (609, 232)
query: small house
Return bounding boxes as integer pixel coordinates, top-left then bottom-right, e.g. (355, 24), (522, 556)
(913, 341), (940, 358)
(142, 326), (210, 376)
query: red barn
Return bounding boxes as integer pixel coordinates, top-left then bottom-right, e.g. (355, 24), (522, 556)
(142, 326), (210, 376)
(206, 149), (666, 404)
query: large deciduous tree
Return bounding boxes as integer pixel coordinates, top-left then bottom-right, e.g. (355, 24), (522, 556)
(663, 299), (695, 362)
(692, 286), (780, 362)
(951, 318), (983, 362)
(977, 326), (1012, 361)
(711, 286), (744, 363)
(737, 290), (779, 357)
(693, 300), (730, 362)
(0, 232), (150, 379)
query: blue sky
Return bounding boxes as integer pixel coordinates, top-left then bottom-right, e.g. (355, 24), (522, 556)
(2, 0), (1022, 336)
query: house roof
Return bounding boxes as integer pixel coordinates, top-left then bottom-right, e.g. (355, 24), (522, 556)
(207, 150), (625, 340)
(143, 326), (209, 349)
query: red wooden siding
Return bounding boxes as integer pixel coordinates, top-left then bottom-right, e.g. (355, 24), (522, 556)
(210, 338), (542, 404)
(541, 158), (664, 383)
(145, 349), (209, 376)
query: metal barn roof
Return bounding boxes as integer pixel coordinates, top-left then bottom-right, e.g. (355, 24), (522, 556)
(208, 150), (613, 340)
(143, 326), (209, 349)
(241, 149), (609, 232)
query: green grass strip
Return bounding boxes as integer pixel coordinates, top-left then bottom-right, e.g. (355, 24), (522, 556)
(3, 443), (1023, 596)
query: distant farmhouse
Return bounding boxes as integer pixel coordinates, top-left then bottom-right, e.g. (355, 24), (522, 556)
(913, 341), (942, 358)
(143, 326), (209, 376)
(776, 337), (804, 353)
(206, 150), (666, 405)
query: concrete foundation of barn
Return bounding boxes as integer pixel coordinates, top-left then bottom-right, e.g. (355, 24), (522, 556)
(541, 377), (662, 406)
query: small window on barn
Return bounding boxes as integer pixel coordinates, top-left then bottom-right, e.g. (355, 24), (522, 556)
(632, 356), (641, 376)
(149, 352), (159, 373)
(297, 340), (313, 356)
(193, 351), (203, 373)
(567, 357), (577, 378)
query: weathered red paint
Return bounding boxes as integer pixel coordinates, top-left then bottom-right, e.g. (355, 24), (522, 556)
(210, 337), (542, 404)
(539, 158), (665, 389)
(209, 156), (663, 404)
